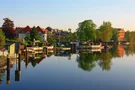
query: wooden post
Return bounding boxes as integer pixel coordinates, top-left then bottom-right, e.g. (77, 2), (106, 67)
(46, 47), (48, 55)
(25, 47), (28, 68)
(18, 52), (21, 75)
(6, 54), (10, 84)
(43, 47), (48, 55)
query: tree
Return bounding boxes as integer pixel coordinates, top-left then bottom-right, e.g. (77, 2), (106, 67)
(24, 35), (32, 45)
(65, 35), (72, 42)
(2, 18), (15, 39)
(125, 30), (130, 41)
(112, 28), (118, 42)
(0, 29), (5, 46)
(46, 27), (52, 31)
(76, 20), (97, 41)
(68, 28), (71, 33)
(30, 26), (41, 41)
(2, 18), (14, 28)
(96, 30), (101, 41)
(48, 38), (56, 45)
(99, 21), (113, 42)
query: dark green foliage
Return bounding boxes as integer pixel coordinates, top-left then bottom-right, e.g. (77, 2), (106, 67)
(30, 26), (41, 41)
(24, 35), (32, 45)
(125, 31), (135, 45)
(48, 38), (56, 45)
(112, 28), (118, 41)
(0, 29), (5, 46)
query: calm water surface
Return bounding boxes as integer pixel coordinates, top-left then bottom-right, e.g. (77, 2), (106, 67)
(1, 45), (135, 90)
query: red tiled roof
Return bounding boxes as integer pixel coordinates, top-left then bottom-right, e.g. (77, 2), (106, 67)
(37, 26), (48, 34)
(18, 26), (48, 34)
(19, 26), (31, 33)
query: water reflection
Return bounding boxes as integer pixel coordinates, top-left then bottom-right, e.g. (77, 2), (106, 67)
(0, 45), (135, 84)
(76, 45), (127, 71)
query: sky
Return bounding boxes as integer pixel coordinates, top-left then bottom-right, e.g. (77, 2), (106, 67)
(0, 0), (135, 31)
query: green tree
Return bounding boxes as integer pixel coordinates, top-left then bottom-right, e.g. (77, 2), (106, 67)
(125, 30), (130, 41)
(65, 35), (72, 42)
(76, 20), (97, 41)
(68, 28), (72, 33)
(0, 29), (5, 46)
(99, 21), (113, 42)
(24, 35), (32, 45)
(30, 26), (41, 41)
(48, 38), (56, 45)
(125, 31), (135, 45)
(96, 30), (101, 41)
(112, 28), (118, 42)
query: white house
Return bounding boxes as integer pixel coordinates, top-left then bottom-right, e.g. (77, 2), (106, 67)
(18, 26), (47, 41)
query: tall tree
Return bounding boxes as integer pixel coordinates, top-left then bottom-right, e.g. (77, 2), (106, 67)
(2, 18), (14, 28)
(99, 21), (113, 42)
(76, 20), (97, 41)
(112, 28), (118, 42)
(2, 18), (15, 39)
(125, 30), (130, 42)
(96, 30), (101, 41)
(0, 29), (5, 46)
(30, 26), (41, 41)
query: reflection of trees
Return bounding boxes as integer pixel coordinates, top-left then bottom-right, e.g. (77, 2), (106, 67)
(125, 45), (135, 56)
(98, 51), (113, 71)
(76, 51), (114, 71)
(76, 53), (96, 71)
(110, 45), (118, 58)
(31, 59), (37, 67)
(0, 73), (5, 83)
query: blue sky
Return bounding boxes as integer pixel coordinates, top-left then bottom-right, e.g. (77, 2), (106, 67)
(0, 0), (135, 31)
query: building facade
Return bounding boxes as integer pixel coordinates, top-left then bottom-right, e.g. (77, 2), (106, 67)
(117, 28), (125, 41)
(18, 26), (47, 41)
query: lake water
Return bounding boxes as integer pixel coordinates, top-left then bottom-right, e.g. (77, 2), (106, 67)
(1, 45), (135, 90)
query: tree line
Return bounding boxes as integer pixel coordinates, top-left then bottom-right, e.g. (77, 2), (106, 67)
(76, 19), (118, 42)
(0, 18), (135, 46)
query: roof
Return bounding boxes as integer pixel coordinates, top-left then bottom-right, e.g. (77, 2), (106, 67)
(37, 26), (48, 34)
(15, 27), (24, 33)
(19, 26), (31, 33)
(18, 26), (48, 34)
(116, 28), (124, 31)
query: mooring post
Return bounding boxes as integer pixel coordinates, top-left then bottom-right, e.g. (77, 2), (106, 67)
(6, 54), (10, 84)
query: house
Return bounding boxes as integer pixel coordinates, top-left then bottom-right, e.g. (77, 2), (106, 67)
(18, 26), (47, 41)
(15, 27), (24, 38)
(18, 26), (31, 39)
(36, 26), (48, 41)
(117, 28), (125, 41)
